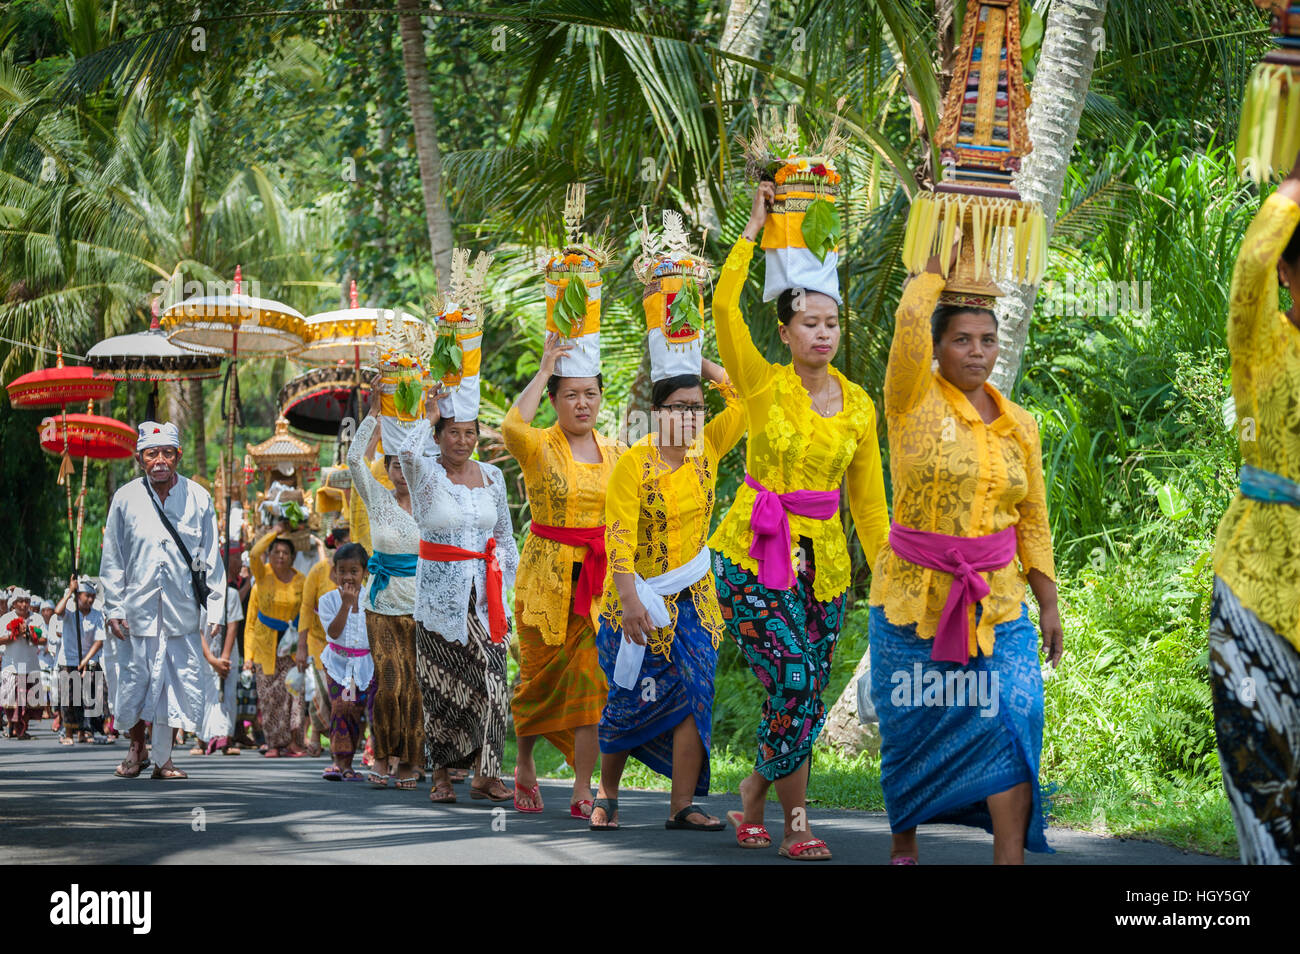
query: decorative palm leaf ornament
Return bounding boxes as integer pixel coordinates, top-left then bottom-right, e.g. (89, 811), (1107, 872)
(901, 0), (1048, 307)
(1237, 2), (1300, 181)
(428, 247), (494, 422)
(738, 99), (848, 305)
(539, 183), (615, 378)
(632, 207), (713, 382)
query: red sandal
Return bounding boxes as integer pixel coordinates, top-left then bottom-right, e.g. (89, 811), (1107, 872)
(727, 810), (771, 849)
(570, 799), (593, 819)
(778, 837), (832, 861)
(514, 770), (543, 813)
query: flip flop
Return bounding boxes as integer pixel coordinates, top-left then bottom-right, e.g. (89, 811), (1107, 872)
(727, 810), (772, 849)
(589, 796), (619, 831)
(778, 837), (832, 861)
(150, 765), (188, 780)
(665, 804), (725, 831)
(263, 748), (281, 758)
(513, 770), (543, 813)
(570, 799), (594, 819)
(322, 766), (343, 781)
(394, 775), (420, 790)
(341, 769), (366, 781)
(889, 856), (918, 865)
(367, 772), (390, 788)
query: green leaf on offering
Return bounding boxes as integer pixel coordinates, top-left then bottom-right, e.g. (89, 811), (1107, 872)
(393, 374), (424, 417)
(801, 197), (841, 263)
(284, 501), (307, 528)
(552, 274), (588, 336)
(667, 284), (702, 336)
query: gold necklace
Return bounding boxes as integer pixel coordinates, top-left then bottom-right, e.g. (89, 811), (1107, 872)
(809, 376), (835, 417)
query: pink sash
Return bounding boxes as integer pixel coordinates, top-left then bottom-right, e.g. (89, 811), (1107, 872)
(744, 474), (840, 590)
(887, 521), (1018, 664)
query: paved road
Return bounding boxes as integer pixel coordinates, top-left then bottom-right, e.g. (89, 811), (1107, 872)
(0, 733), (1230, 865)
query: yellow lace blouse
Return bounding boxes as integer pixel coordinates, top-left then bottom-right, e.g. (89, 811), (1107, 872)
(1213, 191), (1300, 653)
(708, 237), (889, 602)
(503, 405), (625, 644)
(246, 531), (306, 669)
(298, 559), (335, 672)
(601, 383), (746, 658)
(868, 272), (1056, 656)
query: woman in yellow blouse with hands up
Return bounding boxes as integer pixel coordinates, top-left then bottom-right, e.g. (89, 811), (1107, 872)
(867, 240), (1061, 865)
(503, 331), (624, 817)
(711, 182), (890, 861)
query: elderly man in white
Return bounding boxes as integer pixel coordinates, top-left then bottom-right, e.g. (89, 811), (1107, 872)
(100, 421), (226, 779)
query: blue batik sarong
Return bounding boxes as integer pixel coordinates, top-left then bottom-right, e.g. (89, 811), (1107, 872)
(869, 602), (1053, 853)
(596, 596), (718, 796)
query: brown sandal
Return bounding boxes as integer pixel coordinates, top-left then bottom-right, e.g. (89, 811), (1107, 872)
(150, 764), (188, 780)
(429, 783), (457, 803)
(114, 759), (147, 778)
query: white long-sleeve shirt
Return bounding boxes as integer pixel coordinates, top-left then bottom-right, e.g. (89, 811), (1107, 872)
(100, 475), (227, 637)
(398, 419), (518, 645)
(347, 415), (420, 616)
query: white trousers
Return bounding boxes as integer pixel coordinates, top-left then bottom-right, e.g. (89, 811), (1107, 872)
(116, 633), (204, 737)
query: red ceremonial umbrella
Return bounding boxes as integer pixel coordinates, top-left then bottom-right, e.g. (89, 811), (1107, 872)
(39, 411), (136, 568)
(6, 349), (120, 666)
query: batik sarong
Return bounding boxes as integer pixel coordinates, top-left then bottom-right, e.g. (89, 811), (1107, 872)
(512, 611), (606, 766)
(595, 596), (718, 794)
(367, 611), (426, 767)
(1210, 575), (1300, 865)
(415, 591), (508, 776)
(713, 550), (843, 781)
(869, 602), (1053, 853)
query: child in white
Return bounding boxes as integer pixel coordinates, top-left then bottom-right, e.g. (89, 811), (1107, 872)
(317, 543), (374, 780)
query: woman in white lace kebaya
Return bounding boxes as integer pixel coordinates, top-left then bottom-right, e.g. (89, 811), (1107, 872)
(347, 389), (426, 790)
(399, 391), (519, 804)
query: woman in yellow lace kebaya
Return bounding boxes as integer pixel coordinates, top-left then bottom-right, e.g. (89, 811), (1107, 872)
(504, 333), (624, 817)
(711, 183), (889, 860)
(1210, 154), (1300, 866)
(244, 528), (308, 757)
(590, 359), (743, 833)
(867, 243), (1062, 865)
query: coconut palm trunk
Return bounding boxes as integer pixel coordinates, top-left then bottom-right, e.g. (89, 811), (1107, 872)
(990, 0), (1110, 394)
(820, 0), (1110, 751)
(397, 0), (455, 287)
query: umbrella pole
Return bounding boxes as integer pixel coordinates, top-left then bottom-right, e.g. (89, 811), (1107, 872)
(222, 350), (239, 633)
(58, 403), (83, 673)
(74, 453), (90, 568)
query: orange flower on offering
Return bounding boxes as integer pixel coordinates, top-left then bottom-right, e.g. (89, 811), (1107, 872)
(563, 253), (583, 266)
(442, 309), (464, 323)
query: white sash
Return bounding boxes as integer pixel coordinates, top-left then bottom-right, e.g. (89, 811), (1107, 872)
(613, 546), (711, 690)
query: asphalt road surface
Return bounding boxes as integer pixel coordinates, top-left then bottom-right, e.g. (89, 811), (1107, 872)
(0, 732), (1231, 865)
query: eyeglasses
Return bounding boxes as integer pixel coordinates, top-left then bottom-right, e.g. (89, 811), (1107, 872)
(659, 404), (707, 415)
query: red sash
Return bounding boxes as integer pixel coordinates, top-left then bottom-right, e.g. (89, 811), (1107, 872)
(528, 521), (606, 617)
(418, 538), (507, 643)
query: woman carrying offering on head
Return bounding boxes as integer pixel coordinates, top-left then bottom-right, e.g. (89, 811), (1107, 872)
(504, 331), (624, 817)
(868, 232), (1061, 865)
(711, 181), (889, 860)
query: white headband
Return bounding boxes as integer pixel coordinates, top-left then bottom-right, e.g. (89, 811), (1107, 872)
(137, 421), (181, 452)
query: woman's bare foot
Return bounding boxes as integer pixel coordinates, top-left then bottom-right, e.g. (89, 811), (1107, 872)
(890, 830), (918, 863)
(471, 776), (510, 800)
(736, 773), (769, 845)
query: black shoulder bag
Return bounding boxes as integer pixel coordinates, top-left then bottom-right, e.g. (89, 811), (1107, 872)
(143, 477), (212, 611)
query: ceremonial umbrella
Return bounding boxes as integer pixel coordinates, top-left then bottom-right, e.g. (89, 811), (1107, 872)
(7, 351), (119, 666)
(298, 281), (422, 459)
(159, 265), (305, 518)
(38, 409), (135, 573)
(87, 301), (223, 419)
(278, 365), (374, 438)
(159, 266), (306, 625)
